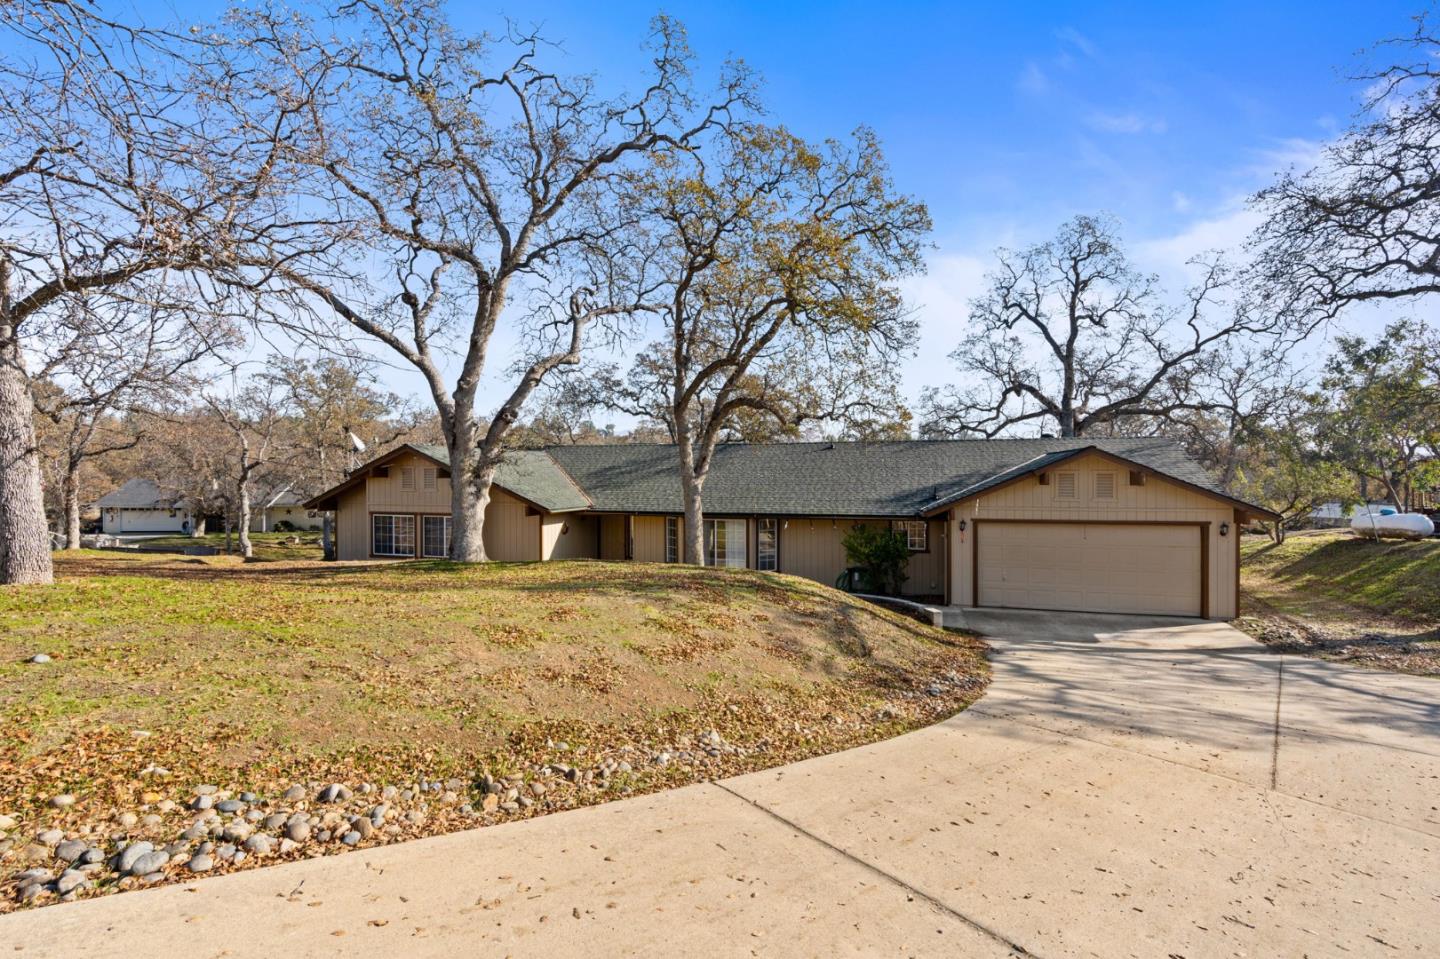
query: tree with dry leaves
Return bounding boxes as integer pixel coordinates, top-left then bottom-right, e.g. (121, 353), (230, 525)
(593, 125), (929, 564)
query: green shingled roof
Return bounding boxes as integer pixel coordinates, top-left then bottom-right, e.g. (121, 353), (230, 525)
(544, 437), (1265, 517)
(410, 445), (591, 513)
(316, 437), (1270, 519)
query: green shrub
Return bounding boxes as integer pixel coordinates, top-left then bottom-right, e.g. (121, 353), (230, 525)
(841, 525), (910, 596)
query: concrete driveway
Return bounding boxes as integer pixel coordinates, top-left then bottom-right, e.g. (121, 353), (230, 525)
(4, 612), (1437, 958)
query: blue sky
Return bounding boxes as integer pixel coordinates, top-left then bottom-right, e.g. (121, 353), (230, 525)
(154, 1), (1421, 421)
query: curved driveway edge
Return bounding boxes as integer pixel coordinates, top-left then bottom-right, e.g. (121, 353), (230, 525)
(3, 611), (1437, 957)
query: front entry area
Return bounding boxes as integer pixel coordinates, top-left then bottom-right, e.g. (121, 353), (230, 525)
(975, 521), (1204, 617)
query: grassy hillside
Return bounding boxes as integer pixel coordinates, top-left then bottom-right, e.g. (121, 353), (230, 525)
(1240, 531), (1439, 676)
(0, 552), (985, 908)
(1242, 530), (1440, 623)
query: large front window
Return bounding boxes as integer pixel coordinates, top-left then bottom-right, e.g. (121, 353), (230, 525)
(757, 518), (777, 571)
(665, 516), (680, 563)
(704, 518), (747, 568)
(372, 513), (415, 557)
(422, 515), (451, 558)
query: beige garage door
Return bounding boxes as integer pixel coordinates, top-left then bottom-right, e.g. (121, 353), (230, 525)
(977, 522), (1202, 616)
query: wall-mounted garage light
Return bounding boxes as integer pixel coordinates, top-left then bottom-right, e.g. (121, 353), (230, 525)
(1219, 521), (1230, 537)
(957, 519), (967, 533)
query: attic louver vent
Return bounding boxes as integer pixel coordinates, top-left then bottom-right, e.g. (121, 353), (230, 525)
(1094, 472), (1115, 499)
(1056, 472), (1077, 499)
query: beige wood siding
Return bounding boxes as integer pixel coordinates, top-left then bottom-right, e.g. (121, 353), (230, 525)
(366, 453), (452, 512)
(482, 488), (540, 561)
(336, 485), (369, 561)
(774, 518), (940, 596)
(899, 520), (947, 597)
(541, 514), (597, 560)
(948, 452), (1239, 618)
(633, 515), (669, 563)
(779, 517), (869, 586)
(340, 456), (539, 561)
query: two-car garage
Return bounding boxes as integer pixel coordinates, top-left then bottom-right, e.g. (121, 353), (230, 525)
(973, 521), (1207, 618)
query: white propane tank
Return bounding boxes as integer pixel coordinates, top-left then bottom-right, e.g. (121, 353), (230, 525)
(1351, 511), (1436, 540)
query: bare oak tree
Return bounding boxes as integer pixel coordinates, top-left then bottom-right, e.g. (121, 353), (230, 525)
(215, 1), (753, 561)
(0, 2), (282, 583)
(33, 293), (227, 548)
(202, 380), (290, 559)
(595, 126), (929, 564)
(921, 215), (1288, 439)
(1252, 12), (1440, 322)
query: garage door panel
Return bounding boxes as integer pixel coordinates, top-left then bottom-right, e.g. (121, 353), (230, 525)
(978, 523), (1201, 617)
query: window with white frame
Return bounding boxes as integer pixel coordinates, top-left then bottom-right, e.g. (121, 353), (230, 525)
(893, 519), (928, 552)
(665, 516), (680, 563)
(756, 518), (778, 571)
(372, 513), (416, 556)
(703, 518), (747, 568)
(421, 515), (451, 558)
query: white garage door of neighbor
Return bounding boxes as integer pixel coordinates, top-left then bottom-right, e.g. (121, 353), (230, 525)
(977, 522), (1202, 617)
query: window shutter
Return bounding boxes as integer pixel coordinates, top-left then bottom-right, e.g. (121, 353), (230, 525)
(1094, 472), (1115, 499)
(1056, 472), (1077, 499)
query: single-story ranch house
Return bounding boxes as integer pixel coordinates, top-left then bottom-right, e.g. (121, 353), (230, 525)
(306, 438), (1277, 620)
(94, 480), (326, 535)
(95, 479), (197, 534)
(249, 488), (325, 532)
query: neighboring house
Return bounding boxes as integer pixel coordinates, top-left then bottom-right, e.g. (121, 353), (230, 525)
(94, 479), (196, 535)
(249, 488), (325, 532)
(306, 438), (1278, 620)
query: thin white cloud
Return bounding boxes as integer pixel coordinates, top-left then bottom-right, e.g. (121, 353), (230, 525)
(1084, 111), (1167, 134)
(1055, 26), (1098, 59)
(1246, 137), (1325, 178)
(1135, 201), (1264, 281)
(1017, 60), (1050, 96)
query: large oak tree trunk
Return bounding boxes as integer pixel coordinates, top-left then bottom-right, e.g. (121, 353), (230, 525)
(447, 426), (491, 562)
(681, 470), (705, 565)
(0, 328), (54, 584)
(675, 424), (706, 565)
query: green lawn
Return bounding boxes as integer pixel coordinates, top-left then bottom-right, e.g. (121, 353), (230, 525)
(1242, 530), (1440, 623)
(0, 552), (986, 897)
(126, 530), (324, 561)
(1239, 530), (1440, 675)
